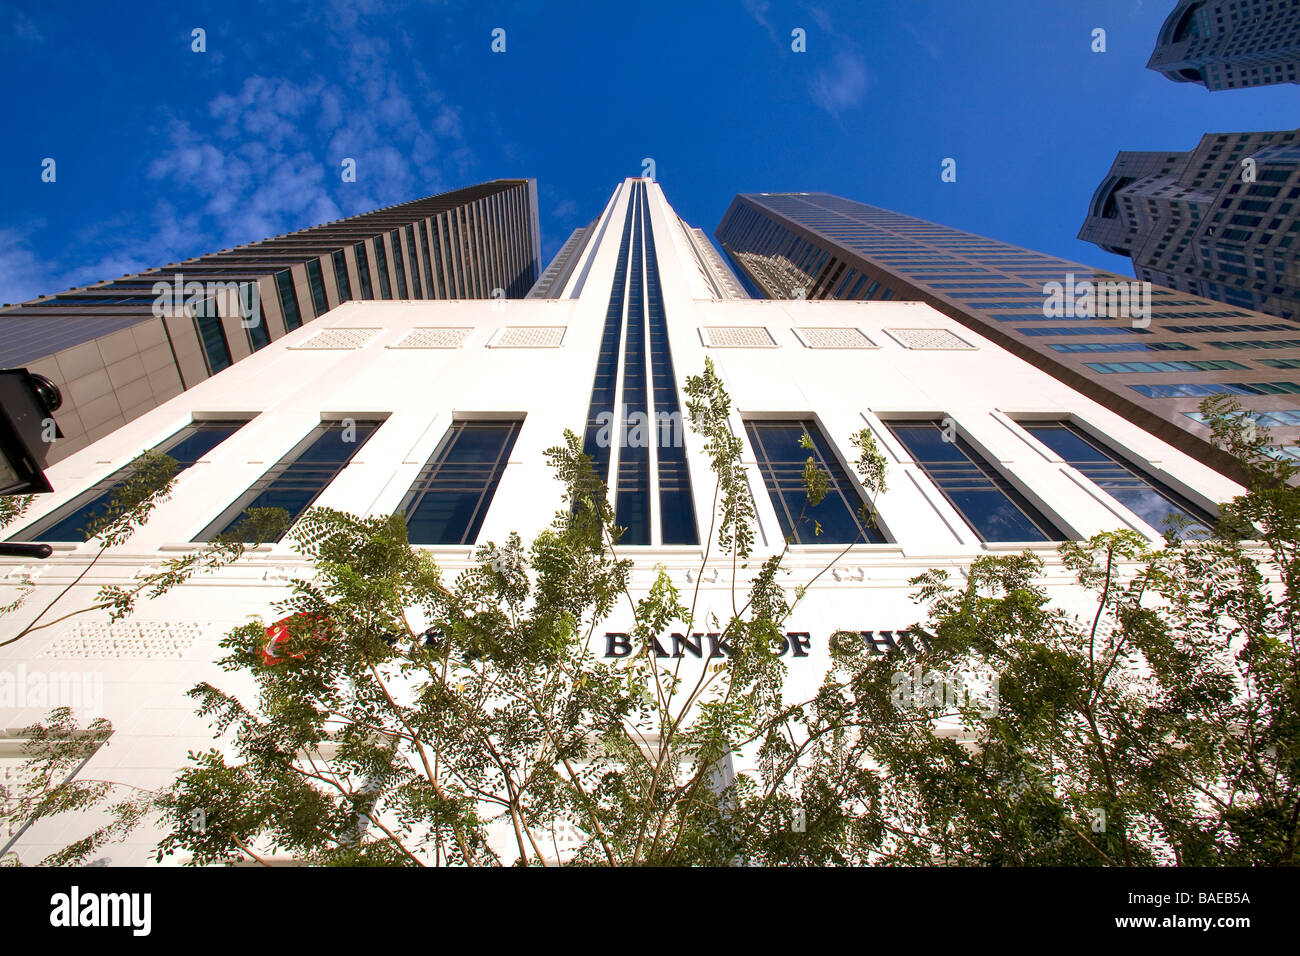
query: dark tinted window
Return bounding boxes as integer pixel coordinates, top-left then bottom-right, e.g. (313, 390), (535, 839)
(888, 420), (1064, 543)
(390, 230), (408, 298)
(331, 249), (352, 302)
(373, 237), (393, 299)
(244, 283), (270, 351)
(305, 259), (328, 317)
(193, 299), (232, 374)
(746, 420), (886, 545)
(275, 270), (302, 330)
(353, 242), (373, 299)
(196, 420), (381, 542)
(402, 420), (521, 545)
(1022, 422), (1213, 538)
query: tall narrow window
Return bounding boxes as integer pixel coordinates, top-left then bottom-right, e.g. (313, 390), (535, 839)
(440, 215), (458, 295)
(275, 270), (302, 330)
(353, 242), (374, 299)
(888, 419), (1065, 543)
(391, 229), (409, 298)
(641, 185), (698, 545)
(373, 237), (393, 299)
(331, 249), (352, 302)
(305, 259), (329, 317)
(11, 420), (251, 542)
(746, 420), (885, 545)
(244, 283), (270, 351)
(1021, 422), (1214, 537)
(421, 220), (443, 297)
(195, 419), (382, 542)
(616, 187), (651, 544)
(405, 224), (424, 298)
(401, 420), (521, 545)
(193, 299), (232, 374)
(581, 185), (637, 483)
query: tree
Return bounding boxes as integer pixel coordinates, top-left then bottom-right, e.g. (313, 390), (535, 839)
(4, 374), (1296, 867)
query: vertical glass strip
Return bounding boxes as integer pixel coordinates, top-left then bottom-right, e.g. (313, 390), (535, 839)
(615, 184), (651, 544)
(640, 184), (699, 544)
(581, 185), (638, 484)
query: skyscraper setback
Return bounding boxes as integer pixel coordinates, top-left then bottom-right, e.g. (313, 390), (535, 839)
(1079, 130), (1300, 322)
(0, 180), (541, 462)
(715, 191), (1300, 480)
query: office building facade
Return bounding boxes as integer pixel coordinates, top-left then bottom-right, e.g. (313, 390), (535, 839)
(716, 191), (1300, 479)
(0, 180), (1241, 864)
(1079, 130), (1300, 321)
(0, 180), (541, 462)
(1148, 0), (1300, 90)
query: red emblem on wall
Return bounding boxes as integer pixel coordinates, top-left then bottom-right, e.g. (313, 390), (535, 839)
(261, 612), (335, 666)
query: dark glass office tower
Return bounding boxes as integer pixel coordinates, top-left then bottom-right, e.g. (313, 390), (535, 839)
(1148, 0), (1300, 90)
(716, 191), (1300, 481)
(0, 179), (541, 461)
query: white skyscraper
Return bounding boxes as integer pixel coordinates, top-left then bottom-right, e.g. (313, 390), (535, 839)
(0, 180), (1240, 865)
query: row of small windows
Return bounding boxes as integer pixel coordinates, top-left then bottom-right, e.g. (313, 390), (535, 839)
(1133, 381), (1300, 397)
(1050, 342), (1195, 353)
(10, 413), (1219, 551)
(1085, 359), (1248, 373)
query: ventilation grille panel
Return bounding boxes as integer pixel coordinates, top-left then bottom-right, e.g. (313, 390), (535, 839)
(40, 621), (214, 659)
(290, 328), (380, 350)
(885, 328), (976, 350)
(795, 327), (878, 349)
(701, 326), (778, 348)
(390, 327), (473, 349)
(491, 326), (566, 348)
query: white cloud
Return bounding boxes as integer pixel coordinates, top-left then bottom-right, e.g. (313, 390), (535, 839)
(2, 10), (472, 304)
(809, 51), (871, 117)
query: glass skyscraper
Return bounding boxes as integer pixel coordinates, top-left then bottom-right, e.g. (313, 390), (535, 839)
(716, 191), (1300, 480)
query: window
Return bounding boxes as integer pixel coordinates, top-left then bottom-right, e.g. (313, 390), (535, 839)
(746, 420), (885, 545)
(391, 230), (409, 298)
(193, 299), (232, 374)
(405, 224), (424, 298)
(331, 249), (352, 303)
(1085, 360), (1247, 373)
(275, 270), (302, 330)
(401, 420), (521, 545)
(1021, 422), (1213, 538)
(419, 220), (440, 297)
(305, 259), (328, 317)
(1134, 382), (1300, 397)
(353, 242), (374, 299)
(11, 421), (251, 542)
(244, 283), (270, 351)
(195, 419), (382, 542)
(373, 237), (393, 299)
(887, 420), (1065, 543)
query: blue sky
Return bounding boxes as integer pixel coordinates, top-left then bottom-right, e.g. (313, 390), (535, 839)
(1, 0), (1297, 305)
